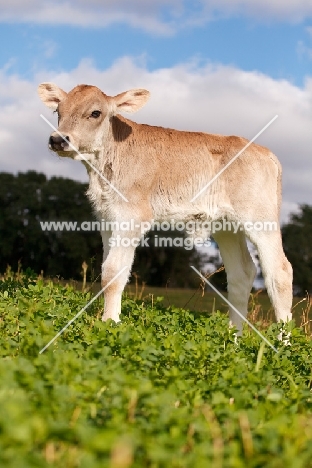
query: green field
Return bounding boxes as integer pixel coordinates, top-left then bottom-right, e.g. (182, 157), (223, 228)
(1, 271), (312, 467)
(63, 278), (308, 326)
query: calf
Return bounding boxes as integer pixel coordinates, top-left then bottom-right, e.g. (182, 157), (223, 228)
(38, 82), (293, 334)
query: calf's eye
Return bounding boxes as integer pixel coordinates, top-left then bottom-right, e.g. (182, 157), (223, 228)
(90, 110), (101, 118)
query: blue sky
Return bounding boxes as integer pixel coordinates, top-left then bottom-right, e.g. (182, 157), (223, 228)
(0, 0), (311, 221)
(2, 18), (312, 87)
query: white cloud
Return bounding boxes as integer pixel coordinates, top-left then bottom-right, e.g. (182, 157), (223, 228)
(0, 0), (311, 34)
(0, 56), (311, 223)
(200, 0), (312, 22)
(0, 0), (180, 35)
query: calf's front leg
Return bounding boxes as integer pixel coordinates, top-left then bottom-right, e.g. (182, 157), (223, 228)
(101, 230), (136, 322)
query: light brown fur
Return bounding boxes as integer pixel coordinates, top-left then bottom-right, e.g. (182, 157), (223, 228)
(38, 83), (293, 332)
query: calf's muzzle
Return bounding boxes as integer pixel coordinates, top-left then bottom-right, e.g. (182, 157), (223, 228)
(49, 132), (71, 151)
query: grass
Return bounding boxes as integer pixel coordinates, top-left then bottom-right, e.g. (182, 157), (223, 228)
(0, 269), (312, 467)
(48, 273), (309, 328)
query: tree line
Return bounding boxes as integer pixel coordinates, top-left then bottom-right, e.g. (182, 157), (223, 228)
(0, 171), (310, 293)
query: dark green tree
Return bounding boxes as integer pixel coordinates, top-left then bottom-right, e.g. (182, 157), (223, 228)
(282, 204), (312, 294)
(0, 171), (102, 279)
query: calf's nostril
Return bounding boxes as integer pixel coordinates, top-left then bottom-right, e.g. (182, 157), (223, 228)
(49, 133), (70, 148)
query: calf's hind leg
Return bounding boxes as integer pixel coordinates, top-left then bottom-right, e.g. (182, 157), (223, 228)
(213, 231), (257, 335)
(247, 230), (293, 325)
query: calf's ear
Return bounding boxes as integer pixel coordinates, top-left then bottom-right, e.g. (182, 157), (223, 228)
(113, 89), (150, 114)
(38, 83), (67, 110)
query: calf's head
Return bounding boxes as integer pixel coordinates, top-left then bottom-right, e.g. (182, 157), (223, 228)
(38, 83), (150, 157)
